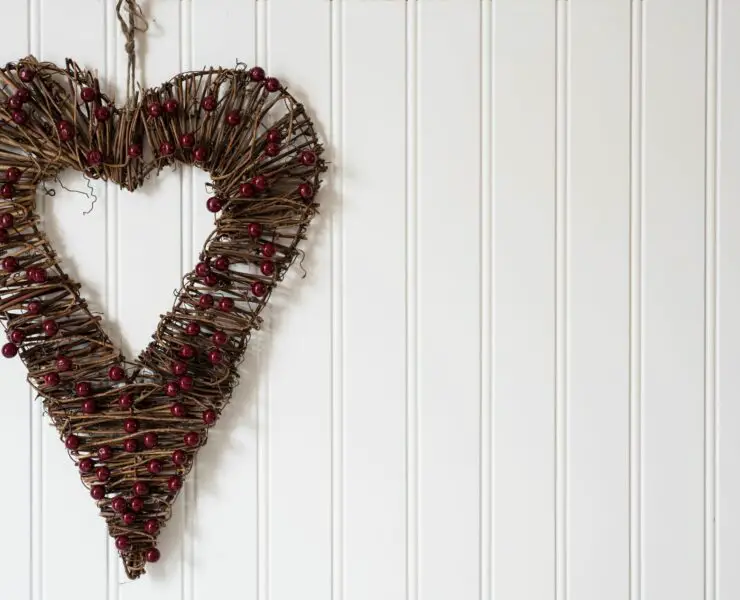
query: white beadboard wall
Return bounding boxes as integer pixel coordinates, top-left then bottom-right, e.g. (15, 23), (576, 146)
(0, 0), (734, 599)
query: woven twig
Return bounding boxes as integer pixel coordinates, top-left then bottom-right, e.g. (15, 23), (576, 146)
(0, 56), (325, 579)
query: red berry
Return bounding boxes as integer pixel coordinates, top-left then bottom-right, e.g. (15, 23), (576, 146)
(198, 294), (214, 309)
(185, 322), (200, 336)
(204, 273), (218, 287)
(148, 102), (162, 118)
(261, 242), (276, 258)
(128, 144), (142, 158)
(180, 344), (196, 359)
(172, 360), (187, 376)
(168, 475), (183, 493)
(252, 175), (267, 191)
(300, 150), (317, 166)
(265, 142), (280, 157)
(2, 342), (18, 358)
(123, 438), (138, 453)
(201, 95), (217, 111)
(208, 349), (223, 364)
(146, 548), (161, 563)
(170, 402), (186, 418)
(111, 496), (127, 513)
(267, 129), (281, 143)
(193, 146), (208, 162)
(165, 381), (179, 397)
(42, 319), (58, 336)
(119, 393), (134, 409)
(9, 329), (24, 344)
(18, 67), (34, 83)
(212, 331), (228, 346)
(2, 256), (18, 272)
(96, 466), (110, 482)
(184, 431), (200, 447)
(0, 213), (14, 228)
(203, 409), (217, 426)
(81, 399), (96, 414)
(239, 182), (255, 198)
(7, 96), (23, 110)
(44, 372), (60, 386)
(27, 267), (47, 283)
(75, 381), (92, 397)
(218, 297), (234, 312)
(1, 183), (14, 198)
(5, 167), (21, 183)
(251, 281), (267, 297)
(179, 375), (194, 391)
(81, 87), (97, 102)
(172, 449), (187, 465)
(94, 106), (110, 121)
(247, 222), (262, 238)
(147, 459), (162, 474)
(59, 124), (75, 142)
(115, 535), (130, 550)
(13, 89), (29, 103)
(265, 77), (281, 92)
(260, 261), (275, 276)
(0, 228), (7, 243)
(180, 133), (195, 148)
(143, 432), (158, 449)
(133, 481), (149, 497)
(98, 446), (113, 461)
(123, 418), (139, 434)
(159, 141), (175, 156)
(214, 256), (229, 271)
(79, 458), (94, 473)
(298, 183), (314, 199)
(249, 66), (265, 82)
(65, 434), (80, 450)
(90, 485), (105, 500)
(144, 519), (159, 535)
(226, 110), (241, 126)
(86, 149), (103, 166)
(164, 98), (179, 113)
(27, 300), (41, 315)
(195, 262), (210, 278)
(206, 196), (222, 213)
(130, 497), (145, 512)
(108, 365), (125, 381)
(122, 512), (136, 526)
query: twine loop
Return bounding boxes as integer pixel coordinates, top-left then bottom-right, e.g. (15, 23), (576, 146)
(115, 0), (148, 103)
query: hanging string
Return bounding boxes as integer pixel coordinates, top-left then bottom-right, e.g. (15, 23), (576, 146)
(115, 0), (148, 104)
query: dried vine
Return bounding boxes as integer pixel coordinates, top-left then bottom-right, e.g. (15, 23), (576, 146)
(0, 56), (325, 579)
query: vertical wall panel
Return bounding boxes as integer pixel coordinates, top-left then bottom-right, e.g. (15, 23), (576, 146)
(190, 2), (258, 598)
(718, 1), (740, 598)
(416, 3), (480, 600)
(1, 5), (31, 599)
(492, 3), (556, 600)
(641, 1), (706, 599)
(342, 3), (407, 600)
(266, 2), (333, 600)
(117, 1), (185, 597)
(566, 3), (631, 600)
(40, 2), (109, 598)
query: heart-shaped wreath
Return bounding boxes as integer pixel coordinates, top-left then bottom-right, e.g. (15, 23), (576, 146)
(0, 51), (325, 579)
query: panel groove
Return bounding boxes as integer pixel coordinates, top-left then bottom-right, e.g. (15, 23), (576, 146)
(705, 1), (719, 598)
(629, 3), (644, 600)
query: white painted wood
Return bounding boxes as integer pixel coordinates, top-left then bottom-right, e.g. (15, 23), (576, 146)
(492, 3), (556, 600)
(641, 1), (707, 599)
(416, 3), (480, 600)
(566, 3), (631, 600)
(264, 2), (333, 600)
(342, 3), (407, 600)
(1, 2), (739, 599)
(717, 1), (740, 598)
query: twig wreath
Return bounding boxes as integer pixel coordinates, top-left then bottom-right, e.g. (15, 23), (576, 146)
(0, 0), (325, 580)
